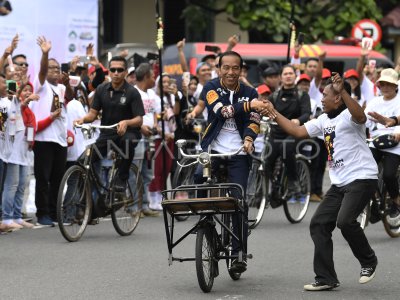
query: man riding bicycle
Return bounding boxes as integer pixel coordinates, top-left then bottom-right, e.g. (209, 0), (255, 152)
(194, 50), (269, 273)
(75, 56), (145, 192)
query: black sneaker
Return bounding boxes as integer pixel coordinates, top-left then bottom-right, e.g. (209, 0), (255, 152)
(387, 204), (400, 227)
(359, 265), (376, 284)
(230, 259), (247, 273)
(114, 177), (127, 192)
(304, 281), (340, 291)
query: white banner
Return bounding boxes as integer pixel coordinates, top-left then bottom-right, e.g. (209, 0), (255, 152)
(0, 0), (98, 77)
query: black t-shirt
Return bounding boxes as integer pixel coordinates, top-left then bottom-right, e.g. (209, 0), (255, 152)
(92, 81), (145, 132)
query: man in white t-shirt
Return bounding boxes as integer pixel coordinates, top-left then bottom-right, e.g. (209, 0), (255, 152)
(133, 63), (159, 216)
(261, 74), (378, 291)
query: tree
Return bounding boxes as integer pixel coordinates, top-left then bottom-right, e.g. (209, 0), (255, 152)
(182, 0), (383, 43)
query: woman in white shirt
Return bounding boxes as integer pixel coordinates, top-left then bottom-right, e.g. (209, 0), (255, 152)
(0, 83), (38, 231)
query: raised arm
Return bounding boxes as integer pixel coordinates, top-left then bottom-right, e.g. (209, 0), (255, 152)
(332, 73), (366, 124)
(177, 39), (188, 72)
(356, 47), (370, 83)
(226, 34), (239, 52)
(37, 36), (52, 85)
(0, 34), (18, 72)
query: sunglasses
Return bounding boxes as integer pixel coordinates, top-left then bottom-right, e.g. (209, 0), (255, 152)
(109, 68), (125, 73)
(17, 62), (29, 67)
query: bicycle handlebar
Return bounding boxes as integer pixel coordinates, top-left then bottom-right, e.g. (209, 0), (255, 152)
(176, 139), (243, 168)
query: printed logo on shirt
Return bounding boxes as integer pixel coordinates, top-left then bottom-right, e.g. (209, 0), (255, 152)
(120, 96), (126, 104)
(0, 108), (8, 132)
(238, 97), (249, 103)
(206, 90), (219, 105)
(324, 125), (344, 169)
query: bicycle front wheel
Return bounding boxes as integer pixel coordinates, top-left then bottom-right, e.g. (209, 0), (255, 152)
(195, 226), (216, 293)
(171, 158), (196, 222)
(57, 165), (92, 242)
(247, 161), (268, 229)
(283, 158), (311, 223)
(111, 164), (143, 236)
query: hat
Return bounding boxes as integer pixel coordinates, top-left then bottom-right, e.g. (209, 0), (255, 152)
(297, 73), (311, 83)
(322, 68), (331, 79)
(263, 67), (279, 77)
(257, 84), (271, 95)
(376, 68), (399, 86)
(127, 66), (135, 75)
(196, 62), (208, 73)
(344, 69), (359, 79)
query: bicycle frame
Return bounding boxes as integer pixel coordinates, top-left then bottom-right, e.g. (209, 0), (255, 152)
(162, 182), (245, 265)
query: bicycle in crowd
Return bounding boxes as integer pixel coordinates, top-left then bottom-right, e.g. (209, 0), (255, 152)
(247, 117), (311, 229)
(161, 139), (251, 293)
(358, 155), (400, 238)
(56, 123), (143, 242)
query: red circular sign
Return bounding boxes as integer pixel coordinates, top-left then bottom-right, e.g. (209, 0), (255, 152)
(351, 19), (382, 46)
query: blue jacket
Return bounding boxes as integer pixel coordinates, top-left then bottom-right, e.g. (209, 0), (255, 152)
(200, 78), (260, 150)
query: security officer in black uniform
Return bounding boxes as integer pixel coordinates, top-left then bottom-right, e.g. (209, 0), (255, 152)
(76, 56), (145, 191)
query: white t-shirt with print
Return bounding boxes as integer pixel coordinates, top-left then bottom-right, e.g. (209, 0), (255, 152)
(211, 90), (244, 154)
(135, 86), (160, 128)
(305, 109), (378, 186)
(30, 76), (68, 147)
(364, 94), (400, 156)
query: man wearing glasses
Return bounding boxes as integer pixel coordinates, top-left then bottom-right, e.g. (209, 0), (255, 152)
(29, 36), (74, 226)
(12, 54), (29, 84)
(76, 56), (144, 193)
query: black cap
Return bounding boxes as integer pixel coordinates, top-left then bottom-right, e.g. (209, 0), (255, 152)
(262, 67), (279, 77)
(201, 54), (217, 63)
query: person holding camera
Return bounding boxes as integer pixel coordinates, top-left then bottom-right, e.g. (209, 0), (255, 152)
(133, 63), (160, 216)
(261, 74), (378, 291)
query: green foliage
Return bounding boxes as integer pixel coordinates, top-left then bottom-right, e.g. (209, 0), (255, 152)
(183, 0), (383, 43)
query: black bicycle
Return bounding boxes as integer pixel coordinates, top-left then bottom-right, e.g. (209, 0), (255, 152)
(247, 117), (311, 228)
(162, 140), (250, 293)
(57, 123), (143, 242)
(358, 163), (400, 238)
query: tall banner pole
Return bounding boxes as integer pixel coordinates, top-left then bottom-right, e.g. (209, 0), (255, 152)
(286, 0), (296, 64)
(155, 0), (167, 189)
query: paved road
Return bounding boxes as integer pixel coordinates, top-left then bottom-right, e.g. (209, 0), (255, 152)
(1, 200), (399, 300)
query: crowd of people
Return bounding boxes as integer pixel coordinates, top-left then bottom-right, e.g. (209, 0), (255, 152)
(0, 32), (400, 291)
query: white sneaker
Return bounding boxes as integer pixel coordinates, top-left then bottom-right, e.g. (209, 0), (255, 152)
(149, 192), (163, 211)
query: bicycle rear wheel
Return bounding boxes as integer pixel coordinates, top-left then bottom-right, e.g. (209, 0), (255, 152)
(195, 225), (216, 293)
(111, 164), (143, 236)
(283, 158), (311, 223)
(57, 165), (91, 242)
(247, 161), (268, 229)
(171, 158), (196, 221)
